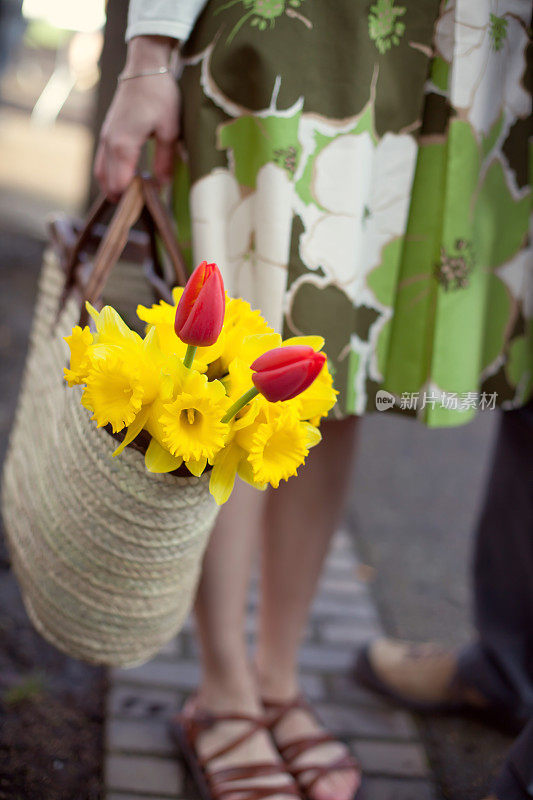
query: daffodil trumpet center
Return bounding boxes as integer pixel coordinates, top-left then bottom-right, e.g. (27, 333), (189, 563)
(181, 407), (200, 426)
(183, 344), (197, 369)
(221, 387), (259, 423)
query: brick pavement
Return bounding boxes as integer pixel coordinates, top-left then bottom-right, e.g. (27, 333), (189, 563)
(104, 529), (438, 800)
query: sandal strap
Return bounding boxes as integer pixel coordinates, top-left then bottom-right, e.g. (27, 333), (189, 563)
(177, 708), (268, 762)
(263, 694), (310, 725)
(294, 754), (360, 794)
(211, 762), (298, 784)
(214, 785), (300, 800)
(211, 761), (301, 798)
(175, 706), (300, 800)
(261, 694), (361, 792)
(276, 732), (335, 761)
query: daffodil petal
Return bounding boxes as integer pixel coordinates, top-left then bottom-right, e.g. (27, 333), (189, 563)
(85, 301), (100, 325)
(209, 443), (243, 505)
(237, 458), (268, 491)
(112, 405), (150, 457)
(186, 456), (207, 477)
(145, 438), (183, 473)
(283, 335), (325, 352)
(239, 334), (282, 366)
(302, 422), (322, 449)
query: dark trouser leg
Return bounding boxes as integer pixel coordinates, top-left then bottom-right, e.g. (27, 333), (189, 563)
(492, 718), (533, 800)
(458, 401), (533, 723)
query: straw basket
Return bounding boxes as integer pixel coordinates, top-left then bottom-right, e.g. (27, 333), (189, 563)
(1, 178), (219, 667)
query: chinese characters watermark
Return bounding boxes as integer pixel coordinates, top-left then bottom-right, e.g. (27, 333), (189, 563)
(375, 390), (498, 412)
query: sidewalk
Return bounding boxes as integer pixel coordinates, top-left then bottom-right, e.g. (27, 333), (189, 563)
(104, 529), (437, 800)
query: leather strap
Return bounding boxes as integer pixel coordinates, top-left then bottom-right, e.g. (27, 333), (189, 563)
(263, 695), (361, 795)
(63, 192), (111, 291)
(142, 174), (189, 286)
(62, 174), (188, 328)
(175, 707), (299, 800)
(79, 177), (145, 327)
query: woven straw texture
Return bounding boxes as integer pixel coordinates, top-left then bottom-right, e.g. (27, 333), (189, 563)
(1, 251), (218, 667)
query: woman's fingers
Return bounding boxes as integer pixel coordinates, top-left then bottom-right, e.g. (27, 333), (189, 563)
(93, 141), (107, 195)
(153, 136), (176, 187)
(102, 133), (141, 200)
(93, 73), (180, 200)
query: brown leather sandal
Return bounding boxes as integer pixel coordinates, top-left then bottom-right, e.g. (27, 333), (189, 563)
(263, 695), (363, 800)
(169, 704), (302, 800)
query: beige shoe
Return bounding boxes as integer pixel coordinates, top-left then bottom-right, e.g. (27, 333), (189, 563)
(355, 638), (488, 710)
(353, 638), (525, 735)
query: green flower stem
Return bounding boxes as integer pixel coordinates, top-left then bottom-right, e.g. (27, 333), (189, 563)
(221, 387), (259, 423)
(183, 344), (197, 369)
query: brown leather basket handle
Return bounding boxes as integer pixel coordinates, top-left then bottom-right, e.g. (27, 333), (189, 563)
(142, 175), (189, 286)
(76, 175), (189, 328)
(63, 192), (111, 290)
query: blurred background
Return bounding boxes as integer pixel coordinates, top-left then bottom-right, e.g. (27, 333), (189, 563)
(0, 0), (126, 233)
(0, 3), (515, 799)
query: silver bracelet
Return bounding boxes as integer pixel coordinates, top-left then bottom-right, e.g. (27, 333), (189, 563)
(117, 66), (172, 82)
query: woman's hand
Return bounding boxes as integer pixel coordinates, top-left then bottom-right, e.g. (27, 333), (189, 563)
(94, 36), (180, 200)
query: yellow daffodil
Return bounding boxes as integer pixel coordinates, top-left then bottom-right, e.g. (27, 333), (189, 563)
(236, 405), (312, 489)
(208, 357), (268, 503)
(136, 287), (183, 353)
(110, 328), (169, 457)
(63, 325), (93, 386)
(81, 349), (144, 433)
(144, 437), (184, 474)
(86, 302), (142, 348)
(209, 402), (321, 504)
(157, 368), (230, 469)
(209, 440), (247, 504)
(213, 296), (273, 375)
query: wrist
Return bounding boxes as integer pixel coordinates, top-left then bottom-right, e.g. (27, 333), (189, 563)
(126, 35), (177, 70)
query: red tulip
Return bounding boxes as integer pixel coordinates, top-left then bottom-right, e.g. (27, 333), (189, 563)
(251, 345), (326, 403)
(175, 261), (225, 347)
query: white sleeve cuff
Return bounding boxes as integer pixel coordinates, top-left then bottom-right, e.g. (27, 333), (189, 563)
(126, 0), (207, 44)
(125, 19), (194, 42)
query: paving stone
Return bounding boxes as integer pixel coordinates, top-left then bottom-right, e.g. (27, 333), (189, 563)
(108, 686), (182, 721)
(106, 754), (182, 797)
(107, 719), (175, 757)
(318, 619), (382, 646)
(330, 529), (354, 553)
(297, 643), (356, 672)
(113, 659), (201, 691)
(107, 795), (181, 800)
(321, 557), (360, 576)
(353, 741), (430, 778)
(325, 550), (359, 569)
(311, 593), (379, 620)
(316, 703), (417, 739)
(299, 671), (326, 700)
(318, 577), (366, 597)
(327, 674), (393, 710)
(361, 778), (437, 800)
(156, 636), (182, 658)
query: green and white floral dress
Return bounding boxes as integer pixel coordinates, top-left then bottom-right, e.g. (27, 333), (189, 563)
(128, 0), (532, 426)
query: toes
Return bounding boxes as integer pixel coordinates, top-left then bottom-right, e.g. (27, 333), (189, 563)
(310, 770), (361, 800)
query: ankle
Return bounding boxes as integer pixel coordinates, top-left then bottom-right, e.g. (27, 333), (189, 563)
(254, 660), (299, 702)
(198, 665), (261, 714)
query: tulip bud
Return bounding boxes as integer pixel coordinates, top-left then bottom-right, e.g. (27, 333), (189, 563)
(175, 261), (225, 347)
(251, 345), (326, 403)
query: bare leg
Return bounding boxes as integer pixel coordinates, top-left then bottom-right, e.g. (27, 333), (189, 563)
(191, 480), (295, 800)
(256, 416), (361, 800)
(194, 478), (264, 712)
